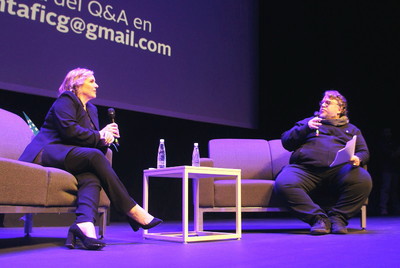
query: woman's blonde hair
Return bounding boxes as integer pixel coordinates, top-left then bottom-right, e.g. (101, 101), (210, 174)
(58, 68), (94, 96)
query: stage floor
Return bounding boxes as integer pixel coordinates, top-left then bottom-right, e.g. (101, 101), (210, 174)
(1, 216), (399, 267)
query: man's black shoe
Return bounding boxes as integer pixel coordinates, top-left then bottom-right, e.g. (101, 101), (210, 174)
(330, 216), (348, 234)
(310, 217), (331, 235)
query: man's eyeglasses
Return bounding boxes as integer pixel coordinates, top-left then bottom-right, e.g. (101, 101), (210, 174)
(320, 99), (339, 106)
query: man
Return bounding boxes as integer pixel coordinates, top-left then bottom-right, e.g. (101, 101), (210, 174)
(275, 90), (372, 235)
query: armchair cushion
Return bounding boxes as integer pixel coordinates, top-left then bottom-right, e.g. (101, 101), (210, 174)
(46, 168), (78, 206)
(198, 158), (215, 207)
(209, 139), (273, 180)
(0, 158), (48, 205)
(214, 179), (275, 207)
(269, 139), (291, 178)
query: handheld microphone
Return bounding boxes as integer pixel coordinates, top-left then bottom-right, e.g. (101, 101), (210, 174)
(107, 108), (120, 146)
(313, 111), (320, 136)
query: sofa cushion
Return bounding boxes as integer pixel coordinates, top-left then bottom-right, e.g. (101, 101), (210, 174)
(214, 179), (281, 207)
(45, 167), (78, 206)
(0, 158), (110, 208)
(0, 158), (48, 205)
(0, 108), (33, 160)
(199, 158), (216, 207)
(269, 139), (291, 178)
(209, 139), (273, 180)
(46, 168), (110, 207)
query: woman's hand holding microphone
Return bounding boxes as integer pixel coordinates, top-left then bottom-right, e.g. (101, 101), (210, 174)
(99, 123), (120, 146)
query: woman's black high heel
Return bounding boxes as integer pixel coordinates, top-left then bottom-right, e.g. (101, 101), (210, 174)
(127, 217), (163, 232)
(65, 223), (106, 250)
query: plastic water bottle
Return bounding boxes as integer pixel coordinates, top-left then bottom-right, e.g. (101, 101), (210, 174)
(192, 143), (200, 167)
(157, 139), (166, 168)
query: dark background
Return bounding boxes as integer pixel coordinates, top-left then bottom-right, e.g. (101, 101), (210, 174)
(2, 1), (399, 220)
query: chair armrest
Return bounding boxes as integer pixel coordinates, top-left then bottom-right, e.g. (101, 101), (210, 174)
(200, 158), (214, 167)
(198, 158), (215, 207)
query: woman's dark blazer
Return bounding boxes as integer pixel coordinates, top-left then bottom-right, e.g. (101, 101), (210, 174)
(19, 91), (107, 169)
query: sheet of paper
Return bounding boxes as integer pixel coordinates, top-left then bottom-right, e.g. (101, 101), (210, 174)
(329, 135), (357, 167)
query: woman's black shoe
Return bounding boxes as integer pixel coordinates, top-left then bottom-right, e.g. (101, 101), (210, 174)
(65, 223), (106, 250)
(127, 217), (163, 232)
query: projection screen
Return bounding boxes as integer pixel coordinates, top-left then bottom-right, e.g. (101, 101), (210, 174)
(0, 0), (259, 128)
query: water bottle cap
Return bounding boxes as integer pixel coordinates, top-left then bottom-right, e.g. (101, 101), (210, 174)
(194, 143), (198, 146)
(160, 139), (164, 143)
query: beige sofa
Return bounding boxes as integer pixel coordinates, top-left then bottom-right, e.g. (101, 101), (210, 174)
(0, 108), (110, 237)
(199, 138), (367, 230)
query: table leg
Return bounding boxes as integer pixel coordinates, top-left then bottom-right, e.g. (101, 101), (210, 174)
(183, 170), (189, 243)
(193, 178), (200, 232)
(143, 174), (149, 235)
(236, 173), (242, 238)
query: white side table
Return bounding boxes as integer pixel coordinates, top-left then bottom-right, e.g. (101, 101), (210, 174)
(143, 166), (241, 243)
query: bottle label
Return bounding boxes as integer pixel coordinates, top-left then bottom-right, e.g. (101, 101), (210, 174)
(192, 147), (200, 167)
(157, 144), (166, 168)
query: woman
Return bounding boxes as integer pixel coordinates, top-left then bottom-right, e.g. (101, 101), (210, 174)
(19, 68), (162, 250)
